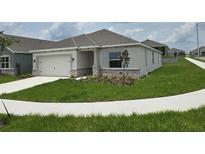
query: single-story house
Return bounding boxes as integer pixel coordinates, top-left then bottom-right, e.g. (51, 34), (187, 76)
(168, 48), (186, 56)
(0, 34), (55, 75)
(190, 46), (205, 56)
(141, 39), (169, 55)
(31, 29), (162, 78)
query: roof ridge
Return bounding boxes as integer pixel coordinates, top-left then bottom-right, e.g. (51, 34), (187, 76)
(84, 34), (98, 46)
(71, 37), (77, 47)
(3, 34), (55, 42)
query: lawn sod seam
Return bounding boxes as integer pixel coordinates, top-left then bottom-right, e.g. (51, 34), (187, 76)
(0, 57), (205, 102)
(0, 106), (205, 131)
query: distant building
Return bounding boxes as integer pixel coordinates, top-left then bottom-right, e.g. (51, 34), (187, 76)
(190, 46), (205, 56)
(141, 39), (169, 55)
(169, 48), (186, 56)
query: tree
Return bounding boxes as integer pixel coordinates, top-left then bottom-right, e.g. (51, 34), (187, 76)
(121, 50), (130, 85)
(121, 50), (130, 69)
(0, 31), (15, 51)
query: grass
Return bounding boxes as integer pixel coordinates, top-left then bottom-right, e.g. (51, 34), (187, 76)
(192, 57), (205, 62)
(0, 73), (33, 84)
(1, 57), (205, 102)
(0, 75), (17, 84)
(1, 106), (205, 131)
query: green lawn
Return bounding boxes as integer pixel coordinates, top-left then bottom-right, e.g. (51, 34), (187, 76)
(1, 57), (205, 102)
(192, 57), (205, 62)
(0, 75), (17, 84)
(0, 74), (33, 84)
(1, 106), (205, 131)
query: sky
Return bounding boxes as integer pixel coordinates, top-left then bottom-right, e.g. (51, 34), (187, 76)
(0, 22), (205, 52)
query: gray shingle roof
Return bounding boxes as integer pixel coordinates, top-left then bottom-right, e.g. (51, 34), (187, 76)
(87, 29), (138, 46)
(37, 29), (138, 50)
(141, 39), (168, 48)
(2, 34), (55, 52)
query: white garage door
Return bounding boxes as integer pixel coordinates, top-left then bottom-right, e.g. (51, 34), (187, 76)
(38, 55), (72, 77)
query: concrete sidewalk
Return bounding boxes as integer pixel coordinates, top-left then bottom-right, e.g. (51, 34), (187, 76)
(185, 57), (205, 69)
(1, 89), (205, 116)
(0, 76), (66, 95)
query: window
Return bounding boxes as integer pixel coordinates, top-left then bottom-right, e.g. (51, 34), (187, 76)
(109, 52), (121, 68)
(0, 56), (10, 69)
(152, 51), (154, 64)
(145, 49), (147, 67)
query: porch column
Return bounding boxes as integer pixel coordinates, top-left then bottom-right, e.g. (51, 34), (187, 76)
(92, 49), (100, 76)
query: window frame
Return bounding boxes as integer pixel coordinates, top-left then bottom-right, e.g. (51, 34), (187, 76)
(152, 51), (154, 64)
(145, 49), (148, 67)
(109, 52), (122, 68)
(0, 55), (10, 69)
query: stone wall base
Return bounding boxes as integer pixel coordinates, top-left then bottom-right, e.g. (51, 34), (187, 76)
(32, 70), (38, 76)
(92, 65), (100, 76)
(71, 68), (92, 77)
(76, 68), (92, 77)
(0, 68), (15, 75)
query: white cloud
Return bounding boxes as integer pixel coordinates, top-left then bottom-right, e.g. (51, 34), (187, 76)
(163, 22), (196, 43)
(0, 23), (24, 35)
(147, 31), (158, 40)
(108, 26), (144, 40)
(124, 28), (144, 38)
(40, 22), (95, 41)
(76, 22), (94, 31)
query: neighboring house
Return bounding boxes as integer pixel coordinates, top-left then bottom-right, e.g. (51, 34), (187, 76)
(141, 39), (169, 55)
(168, 48), (186, 56)
(31, 29), (162, 78)
(0, 34), (55, 75)
(190, 46), (205, 56)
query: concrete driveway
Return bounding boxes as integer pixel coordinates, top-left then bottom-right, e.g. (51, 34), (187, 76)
(0, 76), (67, 95)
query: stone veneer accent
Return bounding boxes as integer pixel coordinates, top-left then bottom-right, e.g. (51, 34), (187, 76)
(32, 70), (38, 76)
(92, 65), (100, 76)
(71, 68), (92, 77)
(100, 68), (140, 79)
(0, 68), (15, 75)
(76, 68), (92, 77)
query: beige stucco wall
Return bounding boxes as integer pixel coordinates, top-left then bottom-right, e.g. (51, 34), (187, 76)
(32, 45), (161, 77)
(99, 45), (161, 77)
(77, 51), (93, 69)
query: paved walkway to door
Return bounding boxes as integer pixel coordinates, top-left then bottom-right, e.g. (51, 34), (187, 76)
(1, 89), (205, 116)
(185, 57), (205, 69)
(0, 76), (67, 95)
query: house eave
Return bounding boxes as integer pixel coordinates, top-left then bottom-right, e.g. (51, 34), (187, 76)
(29, 43), (163, 54)
(13, 51), (31, 54)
